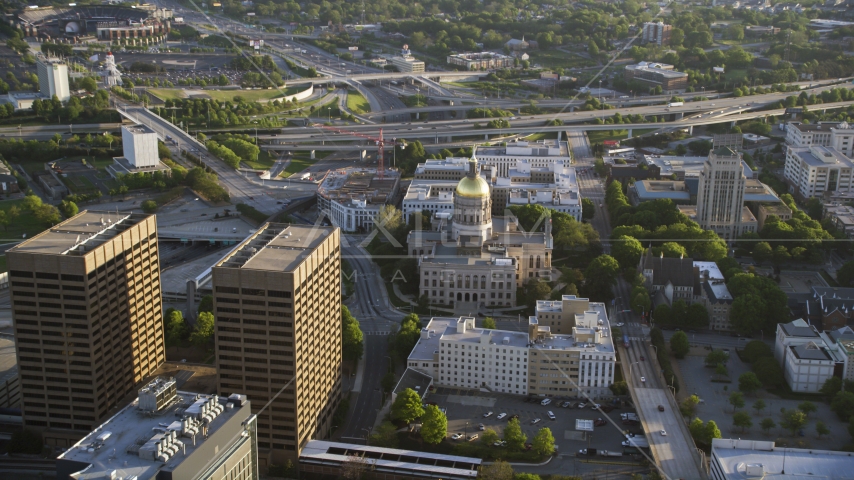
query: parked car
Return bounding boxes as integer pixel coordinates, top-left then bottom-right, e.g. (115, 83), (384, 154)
(561, 401), (572, 408)
(641, 377), (646, 383)
(591, 404), (601, 410)
(493, 441), (507, 447)
(548, 411), (556, 420)
(577, 403), (586, 409)
(483, 411), (493, 418)
(541, 398), (552, 406)
(468, 434), (479, 441)
(497, 413), (507, 420)
(531, 418), (542, 425)
(594, 418), (607, 427)
(451, 433), (464, 440)
(478, 423), (485, 431)
(525, 443), (533, 451)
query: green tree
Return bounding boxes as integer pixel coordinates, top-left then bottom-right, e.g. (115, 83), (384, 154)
(391, 388), (424, 424)
(781, 409), (807, 435)
(198, 295), (213, 314)
(837, 260), (854, 287)
(753, 399), (766, 416)
(670, 331), (689, 358)
(342, 306), (364, 363)
(481, 428), (499, 446)
(582, 255), (620, 302)
(189, 311), (215, 347)
(515, 474), (542, 480)
(631, 285), (651, 315)
(753, 242), (773, 263)
(729, 391), (745, 412)
(58, 200), (78, 218)
(381, 372), (396, 395)
(738, 372), (762, 395)
(141, 200), (157, 213)
(368, 421), (399, 448)
(680, 395), (700, 417)
(742, 341), (773, 363)
(730, 294), (765, 336)
(733, 411), (752, 432)
(715, 363), (729, 377)
(706, 349), (729, 367)
(816, 421), (829, 438)
(503, 417), (527, 450)
(760, 418), (775, 434)
(479, 461), (514, 480)
(831, 391), (854, 420)
(483, 317), (496, 329)
(798, 401), (817, 418)
(581, 198), (595, 221)
(689, 417), (705, 444)
(165, 309), (186, 347)
(611, 235), (644, 269)
(705, 420), (722, 444)
(532, 427), (555, 456)
(587, 40), (600, 56)
(752, 357), (785, 388)
(420, 405), (447, 445)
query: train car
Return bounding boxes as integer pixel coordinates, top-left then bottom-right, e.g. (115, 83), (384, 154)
(623, 334), (630, 348)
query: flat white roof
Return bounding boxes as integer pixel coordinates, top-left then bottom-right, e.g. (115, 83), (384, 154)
(712, 438), (854, 479)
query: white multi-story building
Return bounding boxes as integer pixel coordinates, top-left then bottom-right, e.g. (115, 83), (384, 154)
(316, 168), (401, 232)
(36, 57), (70, 102)
(407, 302), (615, 397)
(783, 145), (854, 200)
(495, 159), (582, 220)
(782, 340), (839, 393)
(785, 121), (854, 158)
(774, 319), (822, 365)
(475, 141), (571, 177)
(121, 124), (160, 168)
(402, 182), (455, 224)
(826, 326), (854, 382)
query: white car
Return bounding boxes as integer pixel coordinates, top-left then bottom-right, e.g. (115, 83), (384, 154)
(547, 411), (556, 420)
(660, 430), (667, 436)
(483, 411), (494, 418)
(577, 403), (587, 409)
(641, 377), (646, 383)
(540, 398), (552, 406)
(591, 404), (601, 410)
(496, 413), (507, 420)
(451, 433), (464, 440)
(531, 418), (542, 425)
(616, 322), (625, 327)
(478, 423), (485, 431)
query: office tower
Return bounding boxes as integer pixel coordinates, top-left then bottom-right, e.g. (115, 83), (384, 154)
(213, 223), (341, 463)
(8, 211), (165, 444)
(57, 377), (258, 480)
(695, 146), (747, 239)
(36, 57), (70, 102)
(642, 22), (672, 46)
(121, 124), (160, 168)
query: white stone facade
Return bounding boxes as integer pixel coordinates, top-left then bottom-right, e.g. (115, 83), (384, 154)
(784, 145), (854, 199)
(121, 125), (160, 168)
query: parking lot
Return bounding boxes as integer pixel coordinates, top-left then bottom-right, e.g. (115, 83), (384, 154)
(429, 388), (644, 457)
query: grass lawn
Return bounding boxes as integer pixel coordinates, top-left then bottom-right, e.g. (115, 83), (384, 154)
(279, 151), (330, 177)
(524, 132), (558, 141)
(346, 90), (371, 115)
(241, 150), (278, 170)
(587, 128), (657, 143)
(0, 199), (51, 243)
(310, 100), (340, 119)
(529, 49), (596, 69)
(724, 69), (749, 82)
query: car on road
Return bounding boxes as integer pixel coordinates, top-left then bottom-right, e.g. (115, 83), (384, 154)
(547, 411), (556, 420)
(451, 433), (464, 440)
(640, 356), (645, 361)
(483, 411), (493, 418)
(660, 430), (667, 436)
(641, 377), (646, 383)
(531, 418), (542, 425)
(658, 405), (665, 412)
(478, 423), (485, 431)
(496, 413), (507, 420)
(540, 398), (552, 406)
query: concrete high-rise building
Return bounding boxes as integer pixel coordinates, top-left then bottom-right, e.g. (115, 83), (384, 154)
(695, 146), (748, 239)
(642, 22), (672, 45)
(57, 378), (259, 480)
(784, 145), (854, 200)
(213, 223), (342, 464)
(8, 211), (165, 445)
(121, 124), (160, 168)
(36, 57), (70, 102)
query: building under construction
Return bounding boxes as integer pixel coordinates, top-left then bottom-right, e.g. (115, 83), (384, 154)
(316, 168), (401, 232)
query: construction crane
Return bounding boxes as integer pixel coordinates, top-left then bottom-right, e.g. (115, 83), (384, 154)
(312, 124), (386, 179)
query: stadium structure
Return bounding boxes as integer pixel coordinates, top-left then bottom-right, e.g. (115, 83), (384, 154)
(14, 5), (172, 45)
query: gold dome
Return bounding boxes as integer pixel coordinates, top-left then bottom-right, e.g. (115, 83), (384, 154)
(456, 175), (490, 198)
